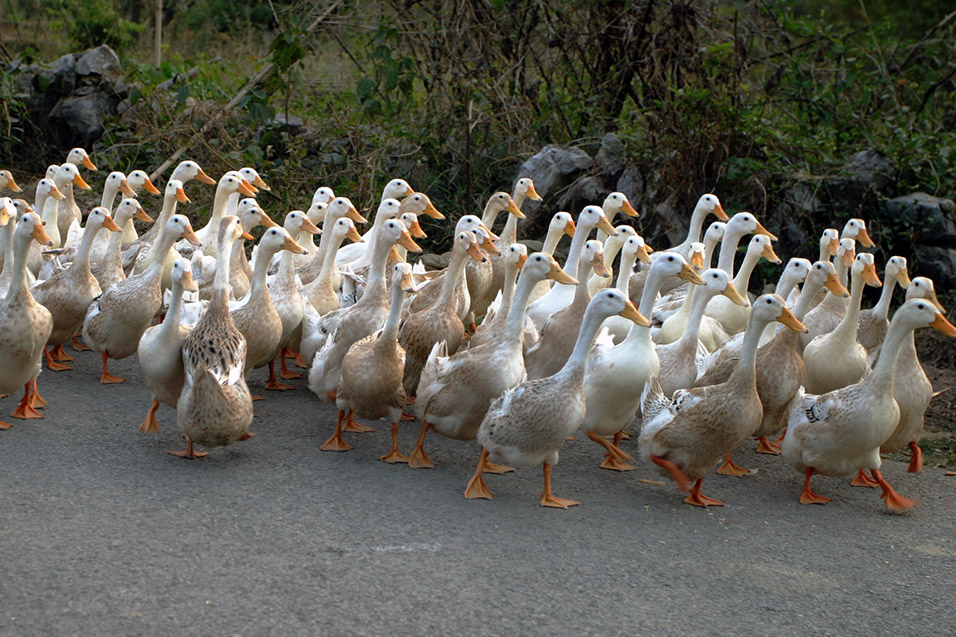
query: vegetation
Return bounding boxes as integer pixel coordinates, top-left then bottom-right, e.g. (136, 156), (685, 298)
(1, 0), (954, 245)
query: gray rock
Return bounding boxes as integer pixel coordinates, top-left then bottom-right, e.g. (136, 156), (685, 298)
(271, 113), (305, 136)
(75, 45), (122, 84)
(915, 246), (956, 283)
(842, 149), (894, 192)
(518, 144), (592, 200)
(616, 165), (645, 211)
(884, 192), (956, 246)
(49, 54), (78, 95)
(595, 133), (626, 169)
(48, 92), (112, 146)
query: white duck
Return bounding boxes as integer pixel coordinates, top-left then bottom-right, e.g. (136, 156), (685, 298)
(704, 234), (781, 335)
(667, 193), (729, 259)
(858, 256), (909, 352)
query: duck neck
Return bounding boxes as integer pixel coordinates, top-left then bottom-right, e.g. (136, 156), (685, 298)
(142, 195), (179, 265)
(104, 214), (134, 266)
(731, 247), (762, 294)
(830, 268), (866, 340)
(870, 273), (897, 321)
(622, 265), (667, 346)
(703, 234), (720, 269)
(35, 188), (50, 221)
(311, 230), (348, 293)
(7, 225), (32, 296)
(732, 313), (771, 387)
(249, 243), (278, 302)
(572, 254), (594, 305)
(501, 270), (540, 344)
(561, 220), (592, 278)
(496, 262), (519, 324)
(558, 303), (610, 383)
(676, 285), (710, 349)
(502, 213), (520, 245)
(615, 251), (638, 293)
(201, 186), (232, 238)
(818, 241), (830, 263)
(440, 244), (470, 306)
(213, 232), (235, 305)
(836, 257), (849, 286)
(868, 314), (914, 390)
(542, 225), (564, 255)
(0, 220), (14, 273)
(100, 181), (120, 210)
(793, 279), (823, 321)
(480, 201), (503, 230)
(684, 202), (708, 248)
(277, 230), (302, 281)
(596, 209), (617, 244)
(144, 227), (180, 282)
(716, 229), (746, 276)
(363, 236), (393, 301)
(381, 279), (406, 341)
(41, 196), (60, 245)
(162, 280), (186, 336)
(73, 220), (102, 273)
(775, 273), (800, 303)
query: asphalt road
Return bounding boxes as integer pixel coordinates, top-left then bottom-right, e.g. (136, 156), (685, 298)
(1, 349), (954, 635)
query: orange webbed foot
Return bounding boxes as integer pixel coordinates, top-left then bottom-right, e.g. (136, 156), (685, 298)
(341, 412), (374, 433)
(871, 469), (917, 512)
(169, 439), (207, 459)
(408, 447), (435, 469)
(600, 455), (637, 472)
(851, 468), (880, 488)
(0, 420), (12, 430)
(71, 336), (91, 352)
(379, 449), (409, 464)
(800, 468), (831, 505)
(716, 453), (755, 477)
(683, 479), (724, 507)
(540, 494), (579, 508)
(265, 379), (296, 391)
(755, 435), (782, 455)
(483, 462), (515, 475)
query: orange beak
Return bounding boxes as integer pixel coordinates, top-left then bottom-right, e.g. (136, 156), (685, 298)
(721, 282), (749, 306)
(143, 178), (161, 195)
(258, 213), (279, 229)
(196, 169), (216, 185)
(180, 269), (199, 293)
(119, 179), (136, 196)
(842, 249), (856, 267)
(479, 234), (500, 255)
(181, 225), (202, 246)
(713, 202), (729, 221)
(49, 184), (66, 200)
(81, 155), (97, 171)
(408, 220), (427, 239)
(387, 245), (404, 264)
(282, 233), (306, 254)
(930, 312), (956, 337)
(346, 224), (364, 243)
(857, 226), (875, 248)
(618, 299), (650, 326)
(32, 219), (54, 246)
(241, 229), (255, 240)
(690, 250), (704, 269)
(300, 216), (321, 235)
(175, 187), (190, 203)
(517, 253), (528, 270)
(465, 238), (485, 261)
(828, 237), (839, 255)
(526, 183), (542, 201)
(591, 252), (611, 277)
(102, 214), (121, 232)
(252, 175), (271, 191)
(824, 272), (850, 297)
(620, 199), (639, 218)
(563, 219), (576, 238)
(596, 215), (618, 236)
(754, 221), (777, 241)
(6, 176), (22, 192)
(863, 262), (882, 287)
(238, 179), (257, 196)
(546, 257), (578, 285)
(347, 206), (367, 224)
(776, 306), (808, 333)
(134, 206), (153, 223)
(478, 222), (499, 242)
(397, 228), (422, 253)
(423, 201), (445, 220)
(506, 199), (526, 219)
(73, 173), (92, 190)
(762, 243), (782, 264)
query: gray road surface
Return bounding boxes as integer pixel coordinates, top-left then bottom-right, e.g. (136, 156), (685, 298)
(1, 350), (954, 635)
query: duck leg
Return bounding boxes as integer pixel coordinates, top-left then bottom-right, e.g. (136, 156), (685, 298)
(587, 430), (636, 471)
(294, 352), (308, 369)
(99, 353), (125, 384)
(851, 468), (880, 488)
(464, 448), (494, 499)
(799, 467), (831, 505)
(650, 454), (691, 492)
(0, 419), (11, 430)
(754, 435), (782, 455)
(540, 463), (579, 508)
(408, 421), (435, 469)
(30, 378), (46, 408)
(870, 469), (917, 512)
(716, 452), (755, 477)
(12, 382), (43, 419)
(342, 410), (374, 433)
(683, 479), (724, 507)
(72, 333), (91, 352)
(279, 349), (302, 379)
(51, 344), (74, 361)
(45, 346), (72, 371)
(265, 359), (295, 391)
(139, 400), (161, 434)
(907, 442), (923, 474)
(321, 410), (353, 451)
(379, 422), (409, 463)
(169, 436), (208, 459)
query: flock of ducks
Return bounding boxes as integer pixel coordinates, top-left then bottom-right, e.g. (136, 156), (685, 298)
(0, 149), (953, 513)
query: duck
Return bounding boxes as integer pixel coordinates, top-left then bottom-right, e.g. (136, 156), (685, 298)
(786, 228), (838, 311)
(230, 226), (306, 392)
(497, 177), (541, 246)
(656, 268), (747, 398)
(329, 263), (416, 457)
(218, 201), (280, 301)
(172, 216), (255, 459)
(802, 252), (882, 394)
(0, 169), (21, 193)
(33, 178), (66, 251)
(703, 234), (781, 335)
(858, 256), (909, 352)
(82, 214), (201, 384)
(410, 252), (576, 468)
(467, 243), (529, 350)
(399, 230), (485, 398)
(296, 196), (365, 286)
(471, 192), (524, 322)
(526, 211), (575, 305)
(334, 179), (414, 267)
(872, 277), (945, 478)
(524, 240), (611, 380)
(122, 180), (191, 274)
(801, 238), (856, 346)
(70, 171), (136, 262)
(526, 205), (617, 330)
(465, 289), (648, 507)
(264, 210), (321, 389)
(125, 169), (162, 198)
(0, 210), (53, 428)
(782, 298), (955, 511)
(582, 252), (704, 472)
(57, 148), (96, 241)
(694, 262), (849, 472)
(309, 218), (421, 404)
(840, 217), (875, 252)
(136, 258), (198, 433)
(587, 225), (639, 297)
(595, 192), (639, 244)
(90, 198), (153, 291)
(189, 172), (256, 254)
(33, 207), (120, 371)
(641, 294), (806, 506)
(300, 216), (364, 315)
(667, 193), (729, 259)
(51, 163), (92, 250)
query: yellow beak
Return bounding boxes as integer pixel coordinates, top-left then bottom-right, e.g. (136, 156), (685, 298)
(857, 226), (876, 248)
(134, 206), (154, 223)
(721, 282), (749, 306)
(466, 240), (485, 261)
(479, 222), (499, 242)
(49, 184), (66, 200)
(258, 213), (279, 229)
(546, 258), (578, 285)
(828, 237), (839, 255)
(690, 251), (704, 269)
(400, 271), (416, 292)
(563, 219), (576, 238)
(300, 216), (321, 235)
(119, 179), (135, 196)
(253, 175), (271, 191)
(6, 176), (22, 192)
(517, 253), (528, 270)
(762, 243), (782, 264)
(776, 306), (808, 333)
(618, 299), (650, 326)
(754, 221), (777, 241)
(175, 187), (190, 203)
(347, 206), (368, 224)
(282, 234), (306, 254)
(180, 269), (199, 293)
(896, 269), (911, 289)
(238, 179), (257, 197)
(409, 220), (427, 239)
(346, 225), (364, 243)
(596, 215), (618, 236)
(387, 245), (404, 264)
(398, 229), (423, 253)
(102, 214), (121, 232)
